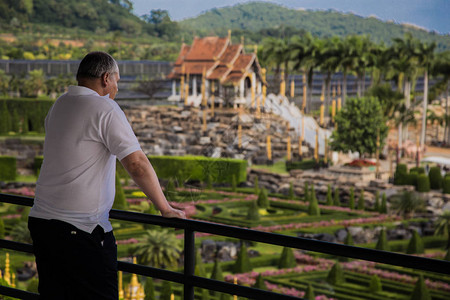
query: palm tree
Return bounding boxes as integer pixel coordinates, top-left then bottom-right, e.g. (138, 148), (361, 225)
(133, 229), (181, 268)
(318, 36), (342, 117)
(259, 37), (291, 91)
(431, 51), (450, 143)
(416, 40), (437, 149)
(434, 210), (450, 250)
(390, 191), (425, 219)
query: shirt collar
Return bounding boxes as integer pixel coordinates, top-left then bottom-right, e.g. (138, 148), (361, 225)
(67, 85), (101, 97)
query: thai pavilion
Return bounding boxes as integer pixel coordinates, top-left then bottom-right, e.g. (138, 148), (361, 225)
(167, 32), (266, 107)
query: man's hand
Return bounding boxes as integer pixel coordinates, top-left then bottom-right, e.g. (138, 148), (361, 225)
(161, 207), (186, 219)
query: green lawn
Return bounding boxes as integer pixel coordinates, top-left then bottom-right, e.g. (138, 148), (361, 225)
(251, 160), (288, 174)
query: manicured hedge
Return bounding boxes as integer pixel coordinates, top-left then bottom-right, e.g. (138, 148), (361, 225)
(148, 155), (247, 184)
(0, 99), (53, 134)
(0, 156), (16, 181)
(443, 177), (450, 194)
(429, 166), (443, 190)
(417, 174), (430, 192)
(34, 156), (44, 175)
(285, 159), (326, 171)
(393, 164), (407, 185)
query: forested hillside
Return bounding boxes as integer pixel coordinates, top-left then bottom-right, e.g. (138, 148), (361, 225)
(180, 2), (450, 51)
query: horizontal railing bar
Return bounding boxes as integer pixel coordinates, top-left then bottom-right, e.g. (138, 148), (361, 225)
(0, 239), (34, 254)
(118, 262), (301, 300)
(117, 261), (184, 284)
(109, 208), (450, 275)
(187, 275), (301, 300)
(0, 285), (39, 300)
(2, 193), (450, 276)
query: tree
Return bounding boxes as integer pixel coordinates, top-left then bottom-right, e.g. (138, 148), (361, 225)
(144, 277), (156, 300)
(133, 229), (181, 268)
(348, 187), (355, 210)
(410, 275), (431, 300)
(113, 172), (127, 210)
(159, 281), (173, 300)
(247, 200), (260, 221)
(327, 263), (345, 285)
(210, 259), (225, 297)
(257, 189), (269, 208)
(374, 191), (380, 212)
(326, 184), (333, 205)
(253, 274), (266, 290)
(10, 221), (32, 243)
(0, 218), (5, 239)
(375, 229), (389, 251)
(288, 182), (294, 200)
(380, 193), (388, 214)
(391, 191), (425, 219)
(434, 210), (450, 250)
(308, 186), (320, 216)
(333, 187), (341, 206)
(133, 75), (167, 99)
(142, 9), (179, 39)
(278, 247), (296, 269)
(331, 97), (388, 157)
(304, 283), (315, 300)
(21, 69), (47, 98)
(303, 182), (310, 202)
(358, 189), (365, 210)
(233, 241), (252, 273)
(407, 230), (424, 254)
(369, 275), (382, 292)
(0, 70), (11, 96)
(344, 230), (354, 246)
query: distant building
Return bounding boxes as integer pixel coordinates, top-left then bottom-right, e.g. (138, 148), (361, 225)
(167, 32), (266, 106)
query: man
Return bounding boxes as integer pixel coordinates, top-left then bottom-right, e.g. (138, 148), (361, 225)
(28, 51), (185, 299)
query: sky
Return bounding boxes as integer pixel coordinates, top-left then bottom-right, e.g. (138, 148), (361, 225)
(131, 0), (450, 34)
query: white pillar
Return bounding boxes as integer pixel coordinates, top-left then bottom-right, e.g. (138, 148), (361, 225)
(172, 80), (176, 96)
(205, 80), (210, 99)
(240, 79), (244, 98)
(258, 81), (262, 95)
(193, 76), (197, 97)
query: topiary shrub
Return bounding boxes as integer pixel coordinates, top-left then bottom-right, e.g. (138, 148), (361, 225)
(304, 182), (309, 202)
(327, 263), (345, 285)
(308, 186), (320, 216)
(357, 189), (365, 210)
(334, 187), (341, 206)
(164, 178), (177, 201)
(211, 259), (225, 297)
(113, 172), (127, 210)
(374, 191), (380, 212)
(428, 166), (442, 190)
(348, 187), (355, 210)
(376, 229), (389, 251)
(144, 277), (155, 300)
(369, 275), (382, 292)
(443, 177), (450, 194)
(0, 156), (16, 181)
(380, 193), (387, 213)
(233, 241), (252, 273)
(0, 219), (4, 239)
(417, 174), (430, 192)
(405, 172), (418, 187)
(344, 231), (354, 246)
(278, 247), (296, 269)
(410, 275), (431, 300)
(288, 182), (295, 199)
(410, 167), (425, 174)
(159, 281), (172, 300)
(326, 184), (333, 205)
(304, 283), (315, 300)
(254, 176), (259, 194)
(34, 156), (44, 176)
(231, 174), (237, 192)
(394, 164), (408, 185)
(247, 200), (260, 221)
(253, 274), (266, 290)
(257, 189), (269, 208)
(406, 230), (424, 254)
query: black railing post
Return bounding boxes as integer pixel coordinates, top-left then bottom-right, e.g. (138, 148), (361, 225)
(184, 229), (195, 300)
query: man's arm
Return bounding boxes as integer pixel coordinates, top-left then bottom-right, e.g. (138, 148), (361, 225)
(120, 150), (185, 219)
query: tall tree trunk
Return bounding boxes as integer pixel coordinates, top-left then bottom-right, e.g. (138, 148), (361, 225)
(420, 70), (429, 149)
(404, 79), (411, 141)
(445, 79), (450, 144)
(343, 71), (348, 107)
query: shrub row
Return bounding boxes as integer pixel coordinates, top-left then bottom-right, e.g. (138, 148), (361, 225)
(0, 99), (54, 134)
(285, 159), (326, 171)
(148, 155), (247, 184)
(0, 156), (16, 181)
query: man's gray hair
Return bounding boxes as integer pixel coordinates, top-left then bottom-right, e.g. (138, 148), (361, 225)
(76, 51), (118, 81)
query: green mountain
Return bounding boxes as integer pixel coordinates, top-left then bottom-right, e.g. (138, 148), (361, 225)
(0, 0), (144, 35)
(180, 2), (450, 51)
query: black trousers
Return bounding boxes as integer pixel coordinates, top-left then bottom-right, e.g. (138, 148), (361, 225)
(28, 217), (118, 300)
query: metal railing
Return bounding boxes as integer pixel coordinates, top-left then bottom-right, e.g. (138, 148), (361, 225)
(1, 192), (449, 300)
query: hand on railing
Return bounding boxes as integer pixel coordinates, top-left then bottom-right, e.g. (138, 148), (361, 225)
(161, 207), (186, 219)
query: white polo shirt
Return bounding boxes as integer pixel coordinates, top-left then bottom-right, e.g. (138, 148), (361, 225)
(30, 86), (141, 233)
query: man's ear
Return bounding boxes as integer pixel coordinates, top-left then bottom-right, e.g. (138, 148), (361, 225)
(101, 72), (109, 87)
